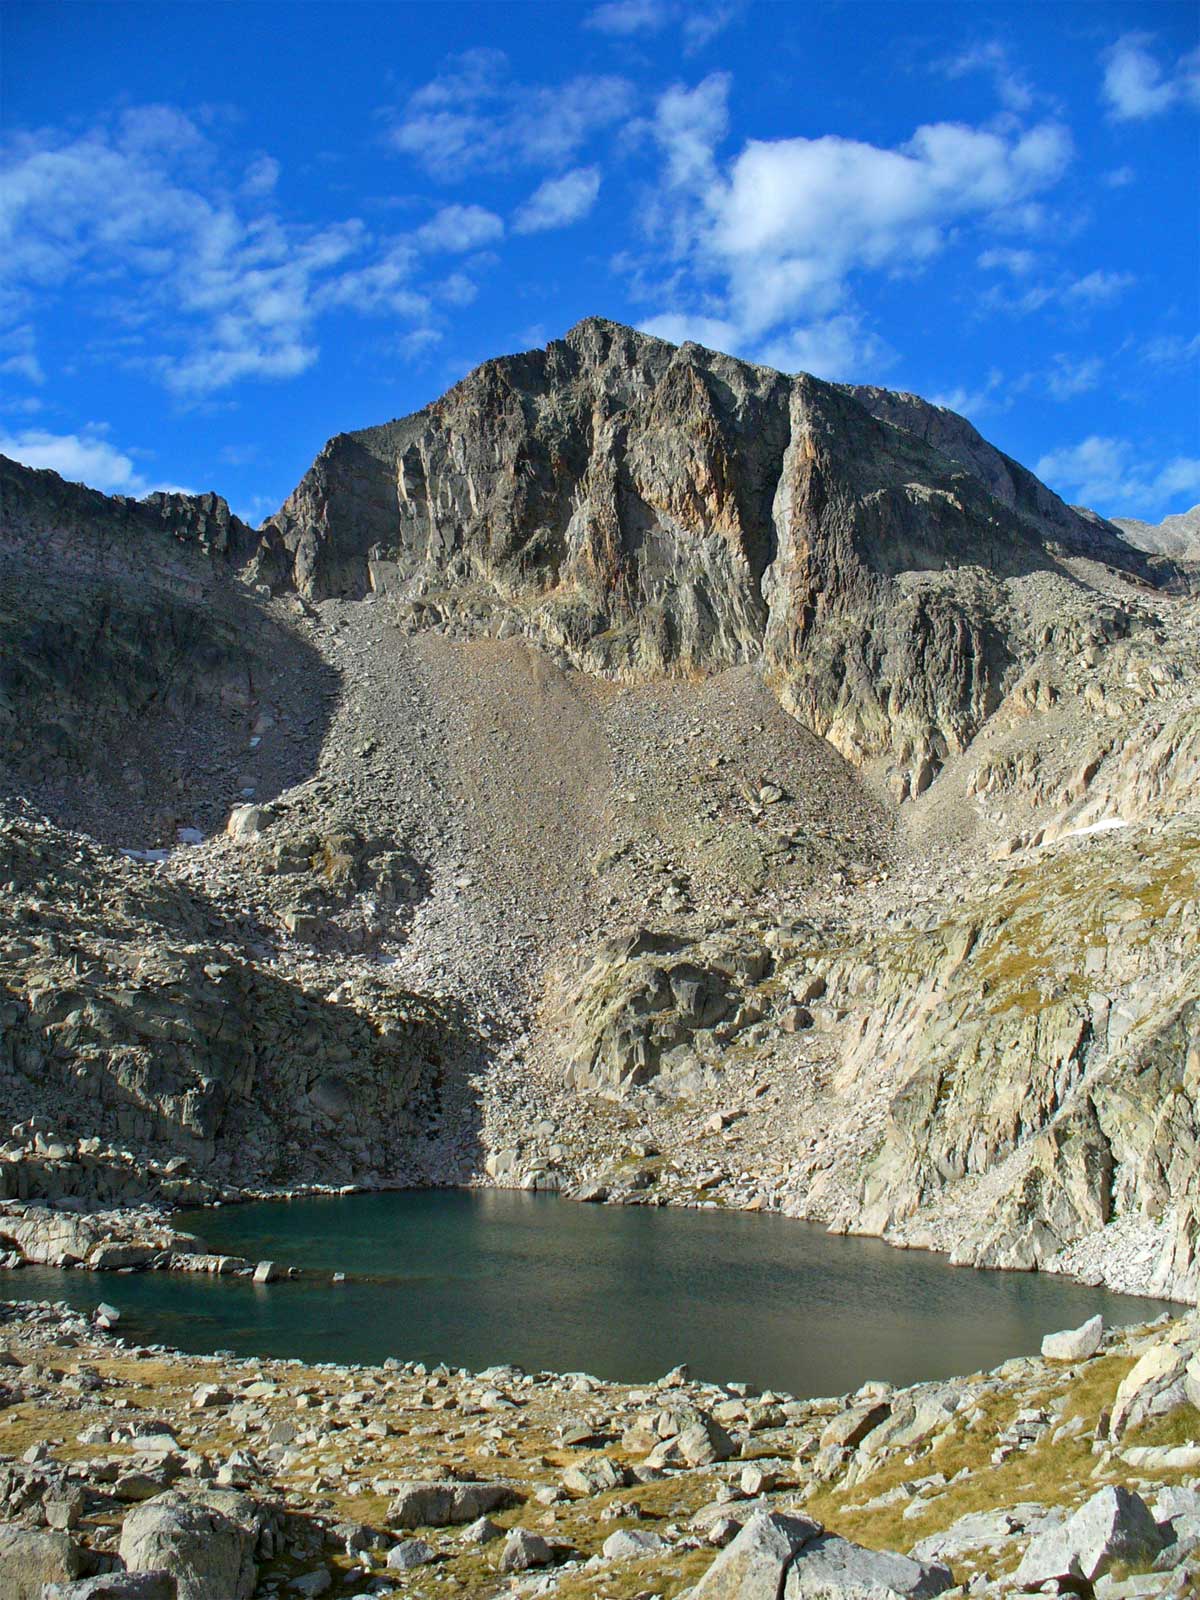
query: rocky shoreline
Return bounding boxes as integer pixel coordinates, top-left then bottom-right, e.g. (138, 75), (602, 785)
(1, 1295), (1198, 1597)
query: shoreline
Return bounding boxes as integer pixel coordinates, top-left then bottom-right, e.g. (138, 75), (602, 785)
(1, 1175), (1193, 1316)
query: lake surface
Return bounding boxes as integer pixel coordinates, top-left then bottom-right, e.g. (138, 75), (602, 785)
(8, 1190), (1173, 1397)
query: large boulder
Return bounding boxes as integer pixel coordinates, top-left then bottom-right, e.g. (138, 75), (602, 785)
(1013, 1485), (1165, 1589)
(44, 1576), (177, 1599)
(691, 1511), (954, 1599)
(1041, 1314), (1103, 1362)
(118, 1491), (259, 1600)
(0, 1525), (84, 1599)
(387, 1479), (518, 1529)
(1109, 1327), (1199, 1438)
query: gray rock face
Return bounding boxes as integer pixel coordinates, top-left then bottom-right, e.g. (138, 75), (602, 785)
(1114, 504), (1200, 560)
(0, 1524), (85, 1600)
(0, 807), (454, 1204)
(386, 1479), (518, 1529)
(118, 1490), (259, 1600)
(692, 1510), (955, 1599)
(1014, 1485), (1165, 1588)
(251, 319), (1153, 794)
(842, 385), (1136, 564)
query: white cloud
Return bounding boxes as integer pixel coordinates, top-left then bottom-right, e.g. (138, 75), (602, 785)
(0, 426), (189, 496)
(983, 266), (1136, 317)
(416, 204), (504, 252)
(638, 311), (739, 349)
(1138, 332), (1200, 369)
(242, 155), (280, 196)
(756, 315), (896, 381)
(1062, 269), (1135, 304)
(585, 0), (671, 32)
(0, 322), (43, 384)
(388, 49), (633, 179)
(977, 246), (1037, 275)
(436, 272), (477, 306)
(584, 0), (733, 50)
(655, 73), (730, 194)
(1046, 353), (1103, 399)
(943, 41), (1035, 113)
(647, 86), (1071, 333)
(634, 82), (1073, 382)
(1102, 34), (1200, 120)
(1036, 434), (1200, 515)
(513, 167), (601, 233)
(1103, 164), (1135, 187)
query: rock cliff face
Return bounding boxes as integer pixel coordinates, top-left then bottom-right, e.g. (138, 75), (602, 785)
(0, 455), (334, 848)
(253, 318), (1152, 796)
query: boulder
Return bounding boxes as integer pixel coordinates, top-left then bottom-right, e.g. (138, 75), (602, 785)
(602, 1527), (669, 1560)
(1013, 1486), (1165, 1589)
(119, 1491), (259, 1600)
(44, 1578), (177, 1600)
(226, 805), (270, 841)
(561, 1455), (627, 1497)
(460, 1516), (503, 1544)
(643, 1408), (734, 1468)
(387, 1479), (518, 1529)
(499, 1528), (555, 1571)
(1110, 1332), (1198, 1438)
(819, 1400), (891, 1451)
(1042, 1314), (1104, 1362)
(386, 1539), (436, 1571)
(0, 1525), (85, 1599)
(691, 1511), (954, 1600)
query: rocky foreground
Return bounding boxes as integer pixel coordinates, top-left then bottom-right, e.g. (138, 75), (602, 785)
(1, 1297), (1198, 1598)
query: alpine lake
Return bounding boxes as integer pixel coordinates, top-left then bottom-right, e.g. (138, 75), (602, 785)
(9, 1190), (1175, 1396)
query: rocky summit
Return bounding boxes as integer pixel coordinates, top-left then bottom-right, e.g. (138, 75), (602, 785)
(0, 317), (1198, 1596)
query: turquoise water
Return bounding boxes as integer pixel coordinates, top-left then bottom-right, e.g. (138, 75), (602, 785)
(7, 1190), (1172, 1396)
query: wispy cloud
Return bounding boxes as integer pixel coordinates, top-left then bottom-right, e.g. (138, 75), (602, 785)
(929, 369), (1006, 419)
(387, 49), (633, 179)
(1046, 353), (1103, 399)
(981, 266), (1135, 317)
(416, 204), (504, 252)
(1137, 332), (1200, 369)
(0, 425), (190, 496)
(584, 0), (735, 51)
(942, 41), (1035, 114)
(0, 323), (44, 385)
(0, 105), (481, 400)
(513, 167), (601, 233)
(977, 246), (1038, 276)
(585, 0), (671, 32)
(1036, 434), (1200, 516)
(1102, 33), (1200, 121)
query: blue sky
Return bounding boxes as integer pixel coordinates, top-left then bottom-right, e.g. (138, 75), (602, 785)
(1, 0), (1197, 526)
